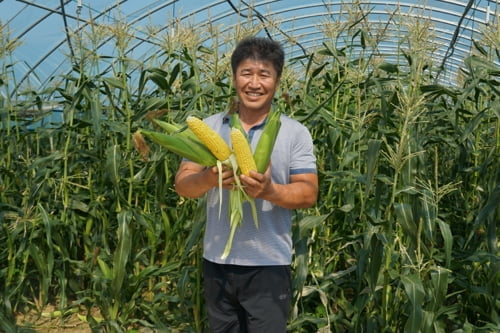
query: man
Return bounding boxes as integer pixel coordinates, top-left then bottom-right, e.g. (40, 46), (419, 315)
(175, 36), (318, 333)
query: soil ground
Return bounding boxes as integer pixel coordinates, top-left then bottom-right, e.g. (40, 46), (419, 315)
(16, 305), (91, 332)
(15, 306), (158, 332)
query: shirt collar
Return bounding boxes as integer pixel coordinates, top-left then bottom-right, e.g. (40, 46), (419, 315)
(224, 111), (268, 129)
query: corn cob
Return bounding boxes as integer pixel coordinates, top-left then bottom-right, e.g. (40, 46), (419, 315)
(230, 128), (257, 176)
(221, 129), (259, 259)
(186, 116), (232, 161)
(186, 116), (236, 221)
(139, 115), (263, 260)
(253, 109), (281, 173)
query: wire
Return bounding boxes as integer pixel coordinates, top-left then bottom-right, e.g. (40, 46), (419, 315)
(437, 0), (476, 81)
(60, 0), (75, 58)
(225, 0), (308, 56)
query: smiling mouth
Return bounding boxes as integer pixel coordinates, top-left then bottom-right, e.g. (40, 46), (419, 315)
(246, 92), (262, 97)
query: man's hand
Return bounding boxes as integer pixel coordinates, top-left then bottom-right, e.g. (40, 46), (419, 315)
(211, 165), (237, 190)
(175, 161), (236, 198)
(239, 165), (318, 209)
(239, 167), (273, 199)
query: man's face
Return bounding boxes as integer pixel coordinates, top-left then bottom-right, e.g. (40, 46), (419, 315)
(233, 58), (280, 114)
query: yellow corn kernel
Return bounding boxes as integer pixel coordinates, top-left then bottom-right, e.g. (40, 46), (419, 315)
(230, 128), (257, 176)
(186, 116), (232, 161)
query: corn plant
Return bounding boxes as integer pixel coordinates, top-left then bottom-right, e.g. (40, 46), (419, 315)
(1, 3), (498, 333)
(285, 4), (498, 333)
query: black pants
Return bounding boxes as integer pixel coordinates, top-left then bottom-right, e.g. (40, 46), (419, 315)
(203, 259), (292, 333)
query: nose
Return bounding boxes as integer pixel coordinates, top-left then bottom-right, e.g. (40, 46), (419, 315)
(248, 75), (260, 88)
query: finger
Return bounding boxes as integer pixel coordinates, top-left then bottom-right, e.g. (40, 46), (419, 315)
(239, 174), (253, 186)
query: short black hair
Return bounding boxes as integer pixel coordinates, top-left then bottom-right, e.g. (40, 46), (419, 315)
(231, 37), (285, 78)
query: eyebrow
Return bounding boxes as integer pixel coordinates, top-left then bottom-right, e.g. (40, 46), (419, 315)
(239, 68), (273, 75)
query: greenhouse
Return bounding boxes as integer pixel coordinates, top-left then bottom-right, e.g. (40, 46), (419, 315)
(1, 0), (499, 332)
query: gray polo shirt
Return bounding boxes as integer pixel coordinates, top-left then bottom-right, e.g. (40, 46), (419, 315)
(202, 111), (317, 266)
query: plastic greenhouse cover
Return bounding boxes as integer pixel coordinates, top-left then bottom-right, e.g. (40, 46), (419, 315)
(0, 0), (498, 91)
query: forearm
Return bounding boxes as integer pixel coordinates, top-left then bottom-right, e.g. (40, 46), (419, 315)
(175, 170), (212, 198)
(241, 172), (318, 209)
(175, 161), (236, 198)
(174, 162), (216, 198)
(263, 180), (318, 209)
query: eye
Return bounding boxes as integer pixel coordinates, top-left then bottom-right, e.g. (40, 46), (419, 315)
(260, 70), (272, 78)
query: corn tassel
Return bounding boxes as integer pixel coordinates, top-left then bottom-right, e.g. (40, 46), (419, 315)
(230, 128), (257, 176)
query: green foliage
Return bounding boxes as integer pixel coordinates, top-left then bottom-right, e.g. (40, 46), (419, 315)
(1, 6), (498, 333)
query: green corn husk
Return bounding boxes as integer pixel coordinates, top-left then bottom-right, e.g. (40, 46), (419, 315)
(138, 129), (217, 167)
(222, 187), (243, 260)
(230, 110), (282, 173)
(230, 112), (246, 134)
(221, 158), (258, 260)
(253, 109), (281, 173)
(153, 119), (200, 142)
(152, 119), (183, 133)
(219, 111), (284, 259)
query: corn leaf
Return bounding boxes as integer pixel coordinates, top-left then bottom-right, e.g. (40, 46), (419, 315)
(401, 274), (425, 333)
(111, 210), (132, 298)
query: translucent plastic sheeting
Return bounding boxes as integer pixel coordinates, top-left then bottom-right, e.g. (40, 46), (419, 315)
(1, 0), (498, 90)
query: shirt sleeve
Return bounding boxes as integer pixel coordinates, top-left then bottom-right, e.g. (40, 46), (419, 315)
(290, 122), (317, 175)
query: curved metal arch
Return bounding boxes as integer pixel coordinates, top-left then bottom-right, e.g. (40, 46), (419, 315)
(1, 0), (498, 92)
(11, 0), (129, 92)
(194, 3), (479, 72)
(11, 0), (72, 40)
(160, 0), (489, 83)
